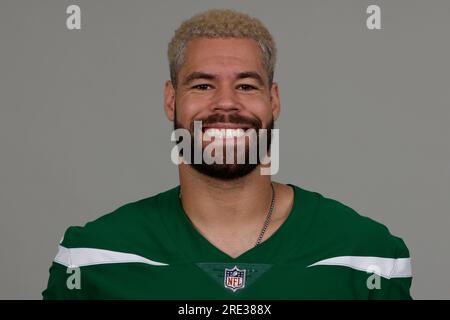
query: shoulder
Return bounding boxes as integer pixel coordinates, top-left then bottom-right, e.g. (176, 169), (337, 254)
(295, 185), (410, 259)
(292, 186), (412, 288)
(60, 186), (179, 251)
(42, 187), (179, 299)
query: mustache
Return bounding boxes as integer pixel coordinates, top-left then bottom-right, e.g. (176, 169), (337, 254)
(189, 113), (263, 132)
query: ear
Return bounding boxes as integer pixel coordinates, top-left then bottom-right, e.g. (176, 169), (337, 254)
(164, 80), (176, 121)
(270, 82), (281, 121)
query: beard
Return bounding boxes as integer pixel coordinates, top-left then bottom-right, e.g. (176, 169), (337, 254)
(173, 106), (274, 180)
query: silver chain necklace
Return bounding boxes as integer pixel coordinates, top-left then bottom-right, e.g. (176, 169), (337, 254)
(255, 182), (275, 246)
(179, 182), (276, 247)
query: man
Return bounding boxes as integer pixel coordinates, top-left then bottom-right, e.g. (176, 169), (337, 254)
(43, 9), (412, 299)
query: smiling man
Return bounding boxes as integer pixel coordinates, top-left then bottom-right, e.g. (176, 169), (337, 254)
(43, 9), (413, 299)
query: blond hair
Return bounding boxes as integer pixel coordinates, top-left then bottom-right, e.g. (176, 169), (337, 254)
(167, 9), (277, 87)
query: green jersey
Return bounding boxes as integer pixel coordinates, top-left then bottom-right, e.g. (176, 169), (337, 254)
(42, 184), (412, 299)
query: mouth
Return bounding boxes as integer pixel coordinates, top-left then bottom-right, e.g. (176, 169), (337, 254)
(202, 123), (253, 139)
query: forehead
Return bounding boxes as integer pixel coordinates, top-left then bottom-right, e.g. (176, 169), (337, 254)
(180, 38), (265, 76)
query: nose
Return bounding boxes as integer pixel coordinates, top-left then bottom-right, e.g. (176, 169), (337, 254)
(211, 85), (241, 113)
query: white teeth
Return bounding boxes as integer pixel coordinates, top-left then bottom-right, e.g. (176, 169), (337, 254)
(204, 128), (246, 139)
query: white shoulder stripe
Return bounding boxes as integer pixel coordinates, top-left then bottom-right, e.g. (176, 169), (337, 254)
(54, 245), (169, 267)
(307, 256), (412, 279)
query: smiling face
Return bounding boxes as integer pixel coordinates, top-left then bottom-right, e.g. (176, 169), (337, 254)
(164, 38), (280, 179)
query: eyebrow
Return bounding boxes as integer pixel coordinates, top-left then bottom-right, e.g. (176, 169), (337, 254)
(182, 71), (266, 87)
(182, 72), (216, 86)
(236, 71), (265, 86)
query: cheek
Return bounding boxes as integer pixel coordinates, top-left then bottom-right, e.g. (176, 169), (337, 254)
(175, 95), (208, 125)
(242, 96), (273, 125)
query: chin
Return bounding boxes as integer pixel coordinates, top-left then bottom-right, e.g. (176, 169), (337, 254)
(190, 163), (259, 180)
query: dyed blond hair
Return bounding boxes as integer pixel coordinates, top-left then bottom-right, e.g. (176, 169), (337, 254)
(167, 9), (277, 87)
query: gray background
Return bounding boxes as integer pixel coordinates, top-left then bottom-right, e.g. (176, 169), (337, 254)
(0, 0), (449, 299)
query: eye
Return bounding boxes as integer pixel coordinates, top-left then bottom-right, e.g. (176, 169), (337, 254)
(192, 84), (213, 90)
(237, 84), (257, 91)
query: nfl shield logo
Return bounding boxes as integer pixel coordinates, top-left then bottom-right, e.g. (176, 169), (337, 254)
(224, 266), (246, 292)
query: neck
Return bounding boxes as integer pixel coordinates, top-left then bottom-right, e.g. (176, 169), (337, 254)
(178, 164), (274, 230)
